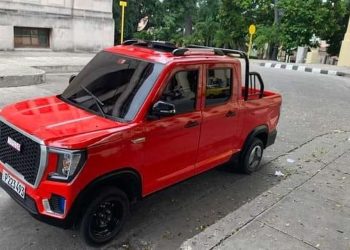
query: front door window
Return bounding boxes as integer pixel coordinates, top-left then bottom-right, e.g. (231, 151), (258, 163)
(160, 70), (199, 114)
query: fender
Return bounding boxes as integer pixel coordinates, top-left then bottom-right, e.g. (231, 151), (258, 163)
(67, 168), (142, 228)
(230, 125), (269, 164)
(243, 125), (269, 150)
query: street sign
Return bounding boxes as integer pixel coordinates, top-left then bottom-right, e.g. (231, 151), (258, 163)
(249, 24), (256, 35)
(120, 1), (127, 7)
(248, 24), (256, 58)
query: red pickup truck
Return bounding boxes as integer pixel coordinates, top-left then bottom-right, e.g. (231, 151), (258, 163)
(0, 42), (281, 246)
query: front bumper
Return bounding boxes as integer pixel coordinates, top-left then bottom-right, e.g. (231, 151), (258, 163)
(0, 170), (74, 229)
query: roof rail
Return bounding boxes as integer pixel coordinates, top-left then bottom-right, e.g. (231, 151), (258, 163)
(172, 48), (225, 56)
(122, 40), (142, 45)
(186, 45), (250, 101)
(122, 40), (177, 52)
(172, 48), (189, 56)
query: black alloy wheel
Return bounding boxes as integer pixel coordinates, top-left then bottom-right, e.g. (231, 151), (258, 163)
(80, 187), (129, 247)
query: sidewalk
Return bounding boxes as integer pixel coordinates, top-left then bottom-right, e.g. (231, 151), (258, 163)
(181, 131), (350, 250)
(252, 59), (350, 78)
(0, 51), (94, 87)
(0, 51), (94, 70)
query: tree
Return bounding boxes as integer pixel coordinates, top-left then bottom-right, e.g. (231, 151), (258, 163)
(254, 25), (280, 58)
(321, 0), (350, 55)
(191, 0), (220, 46)
(278, 0), (348, 52)
(218, 0), (274, 49)
(113, 0), (350, 58)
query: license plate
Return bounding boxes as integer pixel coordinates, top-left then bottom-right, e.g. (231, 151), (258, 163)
(2, 170), (26, 199)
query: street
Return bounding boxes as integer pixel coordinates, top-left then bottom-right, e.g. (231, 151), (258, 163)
(0, 67), (349, 250)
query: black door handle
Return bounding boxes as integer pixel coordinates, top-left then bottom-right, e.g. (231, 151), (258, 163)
(185, 120), (199, 128)
(226, 111), (236, 117)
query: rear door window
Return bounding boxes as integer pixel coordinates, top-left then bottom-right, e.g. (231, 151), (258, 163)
(206, 68), (232, 106)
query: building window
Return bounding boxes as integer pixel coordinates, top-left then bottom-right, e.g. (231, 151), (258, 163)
(14, 27), (50, 48)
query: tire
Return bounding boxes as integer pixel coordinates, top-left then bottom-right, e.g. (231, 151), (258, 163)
(79, 187), (129, 247)
(239, 138), (264, 174)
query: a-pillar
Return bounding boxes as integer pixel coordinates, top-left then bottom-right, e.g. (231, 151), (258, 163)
(338, 17), (350, 66)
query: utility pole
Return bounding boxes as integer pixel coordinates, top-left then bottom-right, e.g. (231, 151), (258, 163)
(120, 0), (128, 44)
(338, 17), (350, 66)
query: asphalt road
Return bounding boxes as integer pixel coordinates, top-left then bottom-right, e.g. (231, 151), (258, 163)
(0, 67), (349, 250)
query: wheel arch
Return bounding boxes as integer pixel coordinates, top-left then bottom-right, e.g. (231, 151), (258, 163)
(243, 125), (269, 150)
(67, 168), (143, 228)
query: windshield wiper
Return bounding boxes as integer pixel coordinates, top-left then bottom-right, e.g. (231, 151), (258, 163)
(79, 85), (106, 118)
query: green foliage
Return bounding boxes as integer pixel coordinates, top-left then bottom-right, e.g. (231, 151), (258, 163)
(278, 0), (348, 52)
(278, 0), (322, 49)
(113, 0), (350, 56)
(254, 25), (279, 49)
(321, 0), (349, 55)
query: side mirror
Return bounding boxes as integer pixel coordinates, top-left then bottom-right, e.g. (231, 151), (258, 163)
(69, 74), (76, 84)
(151, 101), (176, 117)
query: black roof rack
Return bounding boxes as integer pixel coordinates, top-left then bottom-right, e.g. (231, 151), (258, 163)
(172, 47), (225, 56)
(122, 40), (177, 52)
(185, 45), (250, 100)
(122, 40), (141, 45)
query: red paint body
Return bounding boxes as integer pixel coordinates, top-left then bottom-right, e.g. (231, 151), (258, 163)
(0, 45), (281, 221)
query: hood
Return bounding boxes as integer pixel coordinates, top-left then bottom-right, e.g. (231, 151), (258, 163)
(0, 96), (128, 148)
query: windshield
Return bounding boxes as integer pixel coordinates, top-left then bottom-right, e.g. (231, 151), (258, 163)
(60, 51), (164, 122)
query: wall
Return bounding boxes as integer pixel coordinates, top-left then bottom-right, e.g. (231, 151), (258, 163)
(0, 0), (114, 51)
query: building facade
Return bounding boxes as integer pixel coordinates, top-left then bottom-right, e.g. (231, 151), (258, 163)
(338, 18), (350, 67)
(0, 0), (114, 51)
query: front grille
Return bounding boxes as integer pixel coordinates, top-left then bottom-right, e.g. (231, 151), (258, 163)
(0, 121), (41, 185)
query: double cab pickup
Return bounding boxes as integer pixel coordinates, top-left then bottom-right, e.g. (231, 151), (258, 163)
(0, 42), (281, 246)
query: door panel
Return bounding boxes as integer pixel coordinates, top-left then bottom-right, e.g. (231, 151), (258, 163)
(142, 67), (202, 194)
(196, 65), (239, 173)
(143, 112), (201, 193)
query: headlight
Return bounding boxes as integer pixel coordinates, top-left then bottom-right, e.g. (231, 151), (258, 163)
(48, 149), (87, 182)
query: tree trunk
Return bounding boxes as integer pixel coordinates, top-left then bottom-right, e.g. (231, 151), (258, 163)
(271, 44), (279, 60)
(184, 14), (193, 36)
(272, 0), (280, 60)
(274, 0), (279, 24)
(267, 43), (278, 60)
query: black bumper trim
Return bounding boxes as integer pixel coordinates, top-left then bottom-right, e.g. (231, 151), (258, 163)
(266, 129), (277, 148)
(0, 172), (38, 215)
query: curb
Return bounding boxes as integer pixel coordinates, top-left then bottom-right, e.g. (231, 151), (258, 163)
(0, 73), (46, 88)
(259, 62), (350, 77)
(0, 65), (83, 88)
(0, 64), (46, 88)
(180, 130), (350, 250)
(33, 65), (84, 74)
